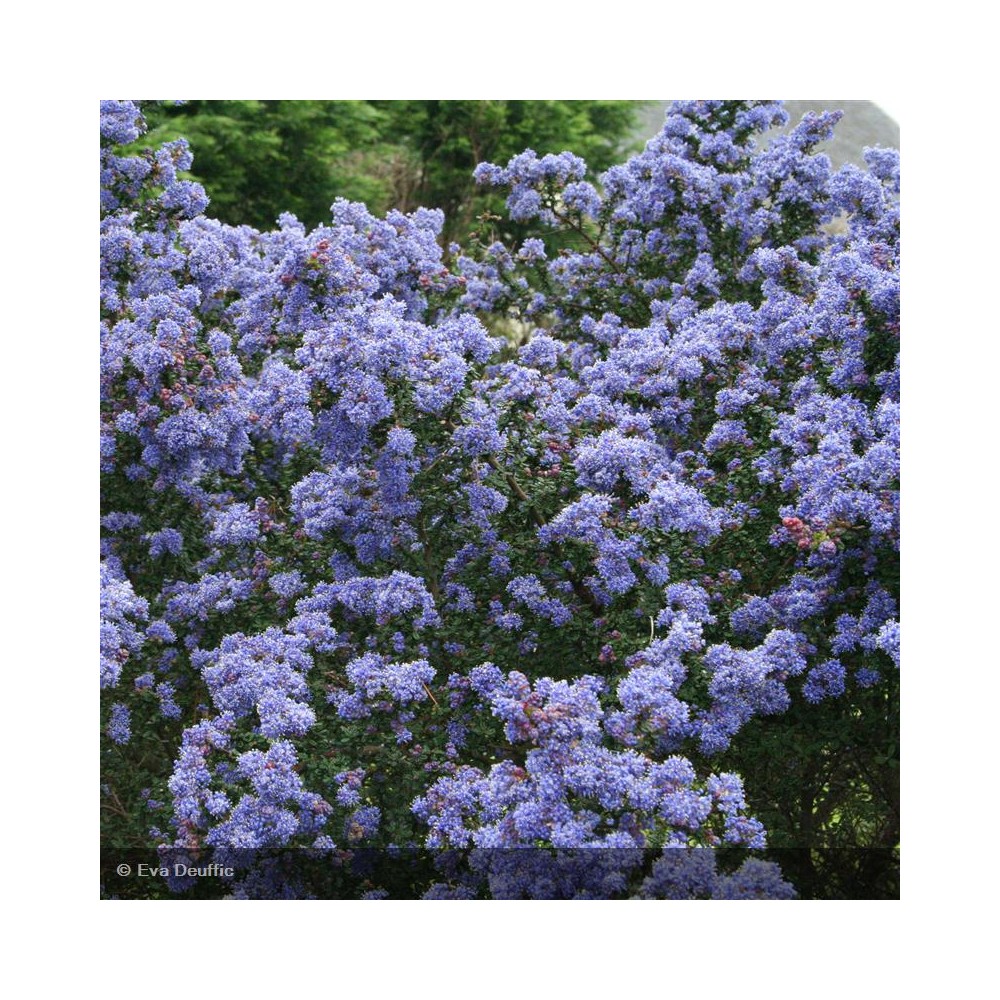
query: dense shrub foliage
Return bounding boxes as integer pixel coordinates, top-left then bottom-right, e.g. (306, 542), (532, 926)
(100, 100), (899, 899)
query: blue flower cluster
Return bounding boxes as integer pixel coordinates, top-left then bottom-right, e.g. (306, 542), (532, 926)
(101, 100), (898, 898)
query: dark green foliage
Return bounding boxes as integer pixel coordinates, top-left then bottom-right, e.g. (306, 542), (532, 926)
(136, 100), (646, 238)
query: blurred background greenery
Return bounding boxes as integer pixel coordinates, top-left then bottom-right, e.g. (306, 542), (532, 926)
(134, 100), (648, 242)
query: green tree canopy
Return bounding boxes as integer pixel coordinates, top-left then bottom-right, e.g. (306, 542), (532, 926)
(136, 100), (646, 239)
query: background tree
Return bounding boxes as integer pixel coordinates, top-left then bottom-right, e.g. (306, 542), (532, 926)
(138, 100), (391, 229)
(136, 100), (646, 240)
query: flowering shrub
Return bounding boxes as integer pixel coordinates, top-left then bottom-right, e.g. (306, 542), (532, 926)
(101, 100), (898, 899)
